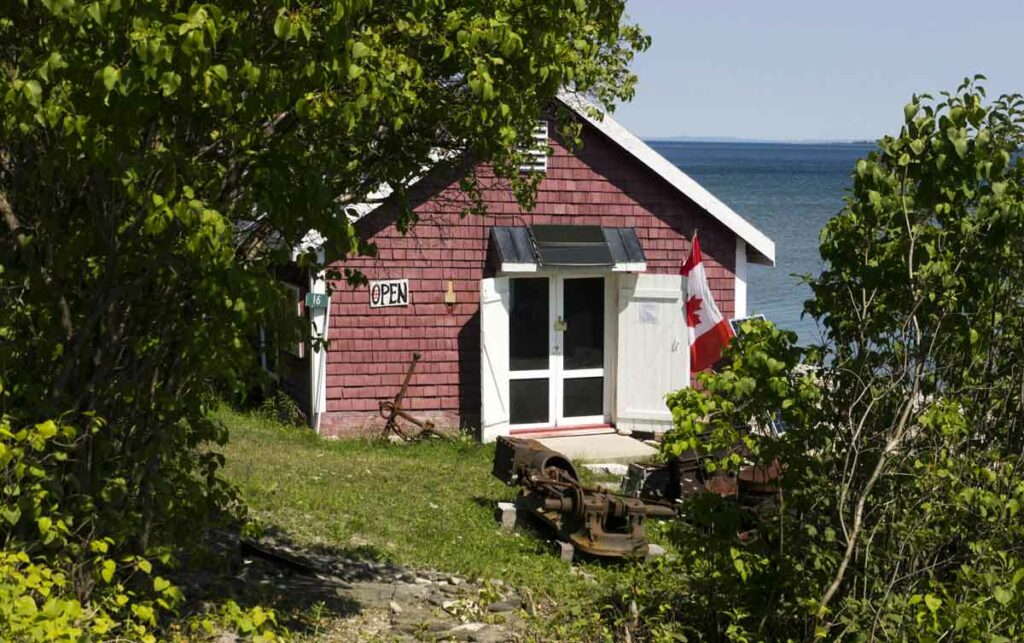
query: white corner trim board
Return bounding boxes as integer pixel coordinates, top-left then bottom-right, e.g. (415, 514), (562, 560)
(308, 247), (331, 433)
(557, 92), (775, 267)
(734, 238), (748, 319)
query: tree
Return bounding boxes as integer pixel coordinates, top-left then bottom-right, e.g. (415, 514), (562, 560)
(628, 78), (1024, 641)
(0, 0), (648, 589)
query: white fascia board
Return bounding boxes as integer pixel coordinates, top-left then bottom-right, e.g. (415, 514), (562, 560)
(499, 263), (539, 273)
(341, 148), (456, 224)
(612, 262), (647, 273)
(557, 92), (776, 266)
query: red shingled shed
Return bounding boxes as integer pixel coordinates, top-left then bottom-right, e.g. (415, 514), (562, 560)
(273, 95), (775, 440)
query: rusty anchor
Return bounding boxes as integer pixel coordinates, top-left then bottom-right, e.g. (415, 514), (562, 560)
(378, 353), (440, 441)
(491, 436), (676, 560)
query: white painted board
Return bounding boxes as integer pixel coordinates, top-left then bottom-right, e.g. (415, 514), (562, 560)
(615, 273), (688, 433)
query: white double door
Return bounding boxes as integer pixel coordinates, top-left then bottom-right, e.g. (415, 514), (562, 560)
(507, 275), (607, 429)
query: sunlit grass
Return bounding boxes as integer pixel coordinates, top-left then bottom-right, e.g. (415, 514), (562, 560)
(215, 406), (669, 610)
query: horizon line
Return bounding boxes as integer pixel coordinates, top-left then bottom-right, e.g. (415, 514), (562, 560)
(641, 135), (878, 145)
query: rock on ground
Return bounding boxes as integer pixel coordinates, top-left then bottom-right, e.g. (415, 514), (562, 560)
(221, 535), (526, 642)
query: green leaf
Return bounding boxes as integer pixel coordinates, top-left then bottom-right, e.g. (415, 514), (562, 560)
(868, 190), (882, 210)
(1, 506), (21, 525)
(35, 420), (58, 439)
(102, 66), (119, 92)
(36, 516), (52, 535)
(952, 137), (967, 158)
(273, 14), (290, 40)
(159, 72), (182, 97)
(100, 559), (115, 583)
(993, 587), (1012, 606)
(86, 2), (104, 26)
(137, 558), (152, 574)
(210, 64), (228, 82)
(904, 101), (919, 122)
(23, 80), (42, 107)
(351, 41), (369, 59)
(153, 576), (171, 593)
(924, 593), (941, 614)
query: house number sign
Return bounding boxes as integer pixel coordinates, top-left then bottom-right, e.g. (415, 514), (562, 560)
(369, 279), (410, 308)
(304, 292), (329, 309)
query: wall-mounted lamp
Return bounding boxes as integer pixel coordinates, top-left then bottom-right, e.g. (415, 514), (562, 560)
(444, 280), (457, 307)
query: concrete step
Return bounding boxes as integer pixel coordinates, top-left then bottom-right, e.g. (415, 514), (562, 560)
(535, 433), (659, 464)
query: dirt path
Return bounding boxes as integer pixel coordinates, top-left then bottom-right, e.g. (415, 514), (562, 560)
(188, 534), (531, 642)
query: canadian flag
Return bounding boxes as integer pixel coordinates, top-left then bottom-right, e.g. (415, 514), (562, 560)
(681, 235), (734, 373)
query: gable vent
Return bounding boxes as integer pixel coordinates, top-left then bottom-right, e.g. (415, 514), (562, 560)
(518, 120), (549, 173)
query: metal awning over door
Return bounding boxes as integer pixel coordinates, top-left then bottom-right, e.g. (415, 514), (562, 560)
(489, 225), (646, 273)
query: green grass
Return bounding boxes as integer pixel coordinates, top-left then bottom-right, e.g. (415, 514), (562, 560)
(216, 406), (667, 607)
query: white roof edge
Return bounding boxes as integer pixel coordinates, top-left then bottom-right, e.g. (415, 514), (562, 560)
(556, 92), (775, 266)
(291, 228), (326, 261)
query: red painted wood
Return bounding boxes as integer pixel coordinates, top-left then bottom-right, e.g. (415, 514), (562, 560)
(311, 119), (740, 435)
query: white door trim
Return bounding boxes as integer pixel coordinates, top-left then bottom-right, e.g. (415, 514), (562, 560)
(554, 275), (607, 427)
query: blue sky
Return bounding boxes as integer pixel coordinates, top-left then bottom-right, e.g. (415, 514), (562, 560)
(613, 1), (1024, 141)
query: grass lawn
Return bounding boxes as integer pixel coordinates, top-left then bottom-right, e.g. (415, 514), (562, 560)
(216, 406), (669, 626)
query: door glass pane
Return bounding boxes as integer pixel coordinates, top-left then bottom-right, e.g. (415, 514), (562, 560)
(510, 378), (549, 424)
(509, 278), (549, 371)
(563, 277), (604, 370)
(563, 377), (603, 417)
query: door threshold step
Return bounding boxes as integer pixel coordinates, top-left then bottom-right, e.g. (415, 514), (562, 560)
(509, 425), (616, 439)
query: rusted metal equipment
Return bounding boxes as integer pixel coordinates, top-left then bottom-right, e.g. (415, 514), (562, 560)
(623, 428), (781, 507)
(378, 353), (438, 441)
(492, 436), (676, 560)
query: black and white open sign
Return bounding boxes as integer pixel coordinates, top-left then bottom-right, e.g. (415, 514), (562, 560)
(369, 279), (410, 308)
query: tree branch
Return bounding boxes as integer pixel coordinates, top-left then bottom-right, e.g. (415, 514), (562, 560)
(1, 191), (74, 339)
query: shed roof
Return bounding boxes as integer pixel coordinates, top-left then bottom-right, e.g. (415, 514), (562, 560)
(295, 94), (776, 266)
(556, 92), (775, 265)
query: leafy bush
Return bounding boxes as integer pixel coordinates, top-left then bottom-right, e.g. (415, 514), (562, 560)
(2, 0), (646, 637)
(1, 548), (286, 642)
(620, 79), (1024, 641)
(0, 410), (290, 640)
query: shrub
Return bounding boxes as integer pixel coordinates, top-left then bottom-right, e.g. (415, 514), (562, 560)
(619, 80), (1024, 641)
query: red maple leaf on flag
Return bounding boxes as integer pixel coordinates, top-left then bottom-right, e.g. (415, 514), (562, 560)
(685, 296), (703, 328)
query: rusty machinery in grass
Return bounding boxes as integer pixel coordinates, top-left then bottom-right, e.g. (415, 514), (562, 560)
(491, 436), (676, 560)
(491, 434), (782, 560)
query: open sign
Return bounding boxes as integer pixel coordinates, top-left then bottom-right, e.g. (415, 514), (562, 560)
(369, 279), (410, 308)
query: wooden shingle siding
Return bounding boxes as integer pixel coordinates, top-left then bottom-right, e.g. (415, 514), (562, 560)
(317, 121), (736, 436)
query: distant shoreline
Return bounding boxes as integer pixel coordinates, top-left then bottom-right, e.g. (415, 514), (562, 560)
(645, 137), (876, 146)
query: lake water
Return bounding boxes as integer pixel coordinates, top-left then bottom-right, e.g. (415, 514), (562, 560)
(648, 141), (876, 345)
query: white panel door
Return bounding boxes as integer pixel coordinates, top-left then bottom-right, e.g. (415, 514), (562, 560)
(480, 277), (510, 442)
(615, 273), (688, 433)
